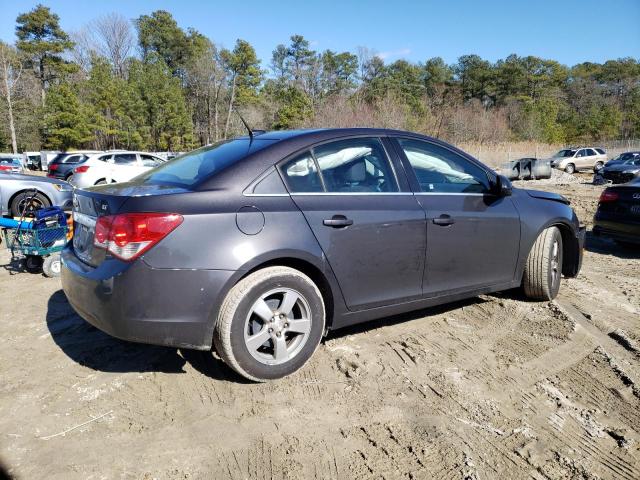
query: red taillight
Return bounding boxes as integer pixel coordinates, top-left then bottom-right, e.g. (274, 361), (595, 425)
(75, 165), (90, 173)
(599, 190), (619, 203)
(48, 164), (58, 171)
(0, 166), (11, 172)
(93, 213), (183, 261)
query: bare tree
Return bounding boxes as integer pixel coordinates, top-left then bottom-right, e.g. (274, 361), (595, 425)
(93, 13), (135, 78)
(69, 28), (97, 74)
(0, 42), (23, 153)
(187, 42), (227, 143)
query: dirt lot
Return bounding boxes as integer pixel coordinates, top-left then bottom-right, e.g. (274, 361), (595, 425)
(1, 172), (639, 479)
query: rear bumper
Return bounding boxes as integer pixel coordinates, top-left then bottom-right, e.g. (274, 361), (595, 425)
(61, 247), (235, 350)
(593, 218), (640, 244)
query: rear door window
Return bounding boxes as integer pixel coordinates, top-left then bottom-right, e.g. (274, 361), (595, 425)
(281, 152), (323, 193)
(312, 137), (398, 193)
(140, 154), (162, 167)
(63, 154), (85, 164)
(113, 153), (138, 165)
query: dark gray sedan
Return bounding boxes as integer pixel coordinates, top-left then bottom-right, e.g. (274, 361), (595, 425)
(62, 129), (585, 381)
(601, 154), (640, 184)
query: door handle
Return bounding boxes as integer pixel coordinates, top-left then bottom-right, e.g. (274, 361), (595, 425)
(323, 215), (353, 228)
(432, 214), (455, 226)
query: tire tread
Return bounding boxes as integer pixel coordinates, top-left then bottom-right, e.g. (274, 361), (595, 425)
(213, 266), (324, 382)
(523, 226), (561, 300)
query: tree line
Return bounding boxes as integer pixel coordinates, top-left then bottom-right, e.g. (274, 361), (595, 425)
(1, 4), (639, 153)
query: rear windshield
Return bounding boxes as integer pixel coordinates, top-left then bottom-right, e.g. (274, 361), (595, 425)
(132, 138), (276, 188)
(0, 158), (21, 165)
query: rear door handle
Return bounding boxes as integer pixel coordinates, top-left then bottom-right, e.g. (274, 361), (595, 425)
(323, 215), (353, 228)
(432, 214), (455, 226)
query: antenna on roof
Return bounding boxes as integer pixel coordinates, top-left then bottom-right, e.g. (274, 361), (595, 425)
(234, 108), (254, 142)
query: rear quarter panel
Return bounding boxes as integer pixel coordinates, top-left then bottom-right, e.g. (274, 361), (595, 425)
(133, 191), (349, 328)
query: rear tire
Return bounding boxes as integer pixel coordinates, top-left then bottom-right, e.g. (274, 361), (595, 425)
(523, 226), (563, 301)
(213, 266), (325, 382)
(564, 163), (576, 174)
(42, 254), (61, 278)
(95, 179), (107, 185)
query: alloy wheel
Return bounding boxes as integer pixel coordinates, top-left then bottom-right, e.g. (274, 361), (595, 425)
(243, 288), (312, 365)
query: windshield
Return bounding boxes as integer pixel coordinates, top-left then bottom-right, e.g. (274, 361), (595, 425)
(554, 149), (575, 158)
(132, 138), (276, 188)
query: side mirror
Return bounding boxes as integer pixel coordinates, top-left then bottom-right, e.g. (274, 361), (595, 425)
(494, 174), (512, 196)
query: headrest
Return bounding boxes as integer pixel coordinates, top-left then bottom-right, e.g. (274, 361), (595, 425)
(344, 161), (366, 182)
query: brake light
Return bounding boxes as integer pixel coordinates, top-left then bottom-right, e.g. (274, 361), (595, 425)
(93, 213), (183, 261)
(48, 164), (58, 171)
(75, 165), (90, 173)
(599, 190), (619, 203)
(0, 165), (11, 171)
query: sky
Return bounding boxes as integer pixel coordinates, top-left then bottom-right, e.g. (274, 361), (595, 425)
(0, 0), (638, 68)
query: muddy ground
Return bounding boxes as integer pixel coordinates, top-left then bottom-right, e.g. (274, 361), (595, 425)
(0, 172), (639, 479)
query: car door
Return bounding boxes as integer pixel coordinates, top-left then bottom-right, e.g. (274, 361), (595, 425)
(392, 137), (521, 295)
(280, 136), (427, 310)
(575, 149), (589, 169)
(109, 153), (141, 182)
(585, 148), (599, 168)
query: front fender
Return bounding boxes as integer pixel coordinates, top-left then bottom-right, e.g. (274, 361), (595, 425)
(511, 189), (584, 281)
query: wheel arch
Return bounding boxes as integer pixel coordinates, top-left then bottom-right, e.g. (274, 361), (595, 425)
(8, 189), (52, 214)
(238, 257), (336, 330)
(551, 221), (582, 277)
(530, 219), (581, 278)
(207, 251), (345, 349)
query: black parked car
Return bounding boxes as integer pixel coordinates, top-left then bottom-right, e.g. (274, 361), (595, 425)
(593, 178), (640, 246)
(601, 153), (640, 184)
(62, 128), (585, 381)
(46, 152), (98, 182)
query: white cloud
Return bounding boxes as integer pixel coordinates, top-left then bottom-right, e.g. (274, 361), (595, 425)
(377, 48), (412, 60)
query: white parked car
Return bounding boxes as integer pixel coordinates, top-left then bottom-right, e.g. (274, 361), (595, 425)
(71, 151), (166, 188)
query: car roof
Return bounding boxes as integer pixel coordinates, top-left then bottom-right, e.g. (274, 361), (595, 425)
(197, 127), (488, 191)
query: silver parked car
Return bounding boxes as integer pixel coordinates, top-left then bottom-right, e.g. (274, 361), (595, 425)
(550, 147), (607, 173)
(0, 173), (73, 217)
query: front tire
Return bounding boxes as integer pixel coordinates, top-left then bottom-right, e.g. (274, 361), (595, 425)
(10, 191), (50, 217)
(523, 226), (563, 301)
(214, 266), (325, 382)
(564, 163), (576, 174)
(594, 161), (604, 172)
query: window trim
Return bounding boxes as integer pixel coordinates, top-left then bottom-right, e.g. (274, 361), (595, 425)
(390, 135), (497, 196)
(276, 135), (404, 195)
